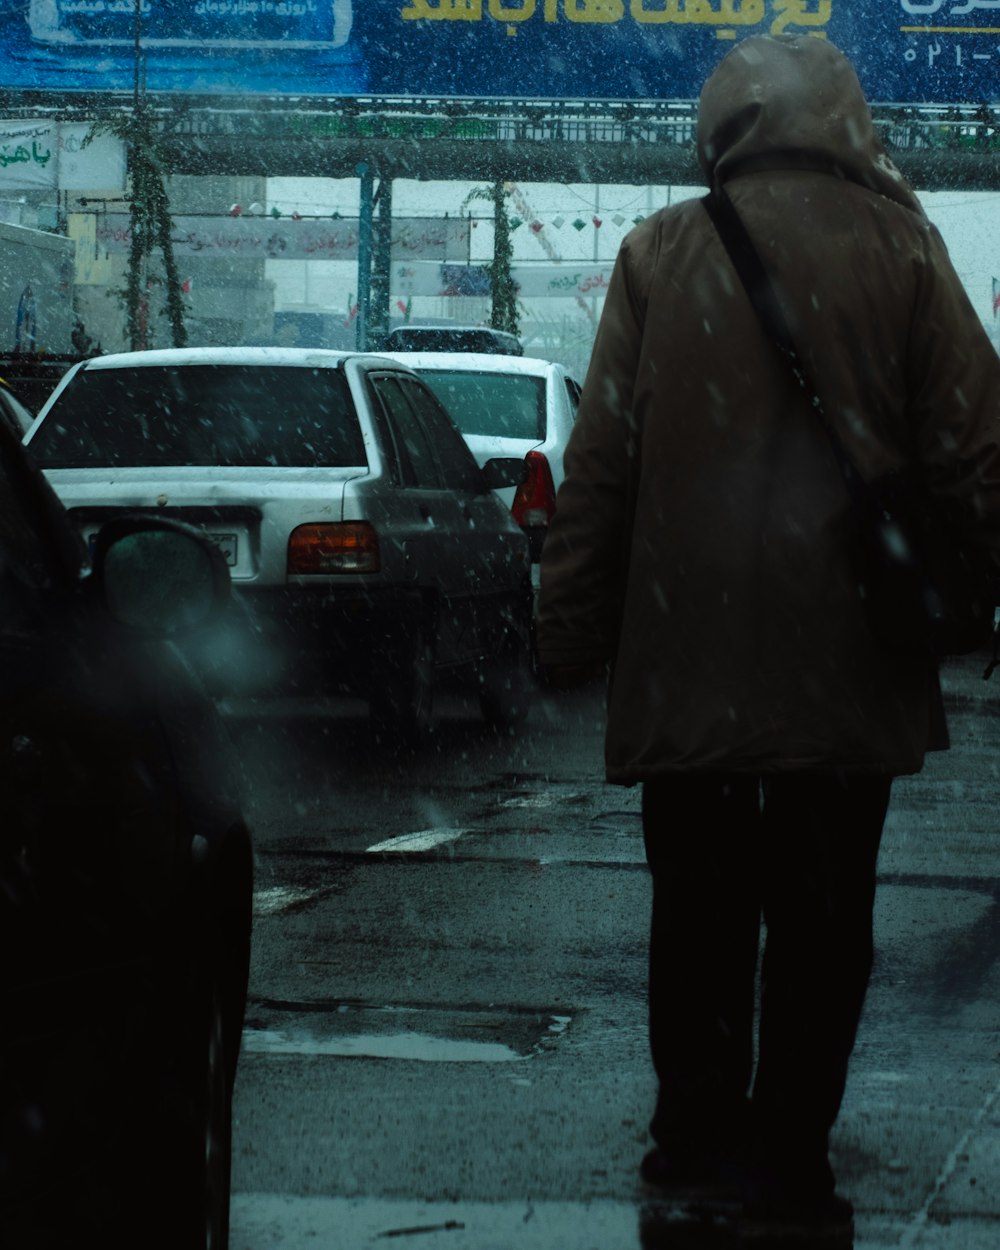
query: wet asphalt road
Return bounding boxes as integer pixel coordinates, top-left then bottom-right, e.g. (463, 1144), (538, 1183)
(224, 655), (1000, 1250)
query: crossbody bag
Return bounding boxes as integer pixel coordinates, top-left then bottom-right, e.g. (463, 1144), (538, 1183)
(702, 187), (997, 670)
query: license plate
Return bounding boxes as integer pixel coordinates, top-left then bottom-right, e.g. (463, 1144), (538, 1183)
(85, 528), (238, 567)
(206, 532), (238, 567)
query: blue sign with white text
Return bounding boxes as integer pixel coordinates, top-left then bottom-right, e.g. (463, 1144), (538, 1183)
(0, 2), (998, 104)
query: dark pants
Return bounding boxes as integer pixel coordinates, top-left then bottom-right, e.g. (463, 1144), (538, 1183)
(642, 772), (890, 1189)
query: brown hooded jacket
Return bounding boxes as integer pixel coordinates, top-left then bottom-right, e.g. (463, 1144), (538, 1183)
(536, 35), (1000, 782)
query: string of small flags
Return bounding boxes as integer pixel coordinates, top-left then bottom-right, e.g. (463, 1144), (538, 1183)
(228, 205), (646, 230)
(228, 203), (345, 220)
(507, 213), (645, 232)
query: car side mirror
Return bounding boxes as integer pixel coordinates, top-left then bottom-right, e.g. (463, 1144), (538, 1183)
(481, 456), (528, 492)
(90, 515), (231, 635)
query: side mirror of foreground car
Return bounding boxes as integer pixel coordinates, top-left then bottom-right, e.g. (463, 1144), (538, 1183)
(481, 456), (529, 492)
(89, 514), (231, 635)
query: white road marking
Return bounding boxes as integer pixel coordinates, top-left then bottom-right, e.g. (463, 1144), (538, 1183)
(253, 886), (323, 916)
(366, 827), (467, 854)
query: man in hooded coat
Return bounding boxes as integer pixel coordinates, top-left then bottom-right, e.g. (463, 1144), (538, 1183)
(537, 33), (1000, 1239)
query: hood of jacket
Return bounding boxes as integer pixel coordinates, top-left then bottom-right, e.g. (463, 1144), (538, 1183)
(697, 35), (923, 214)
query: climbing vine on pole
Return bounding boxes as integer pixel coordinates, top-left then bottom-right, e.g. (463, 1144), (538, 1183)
(87, 99), (187, 350)
(463, 180), (520, 339)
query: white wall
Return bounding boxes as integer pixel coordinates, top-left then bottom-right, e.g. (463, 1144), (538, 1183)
(265, 177), (1000, 372)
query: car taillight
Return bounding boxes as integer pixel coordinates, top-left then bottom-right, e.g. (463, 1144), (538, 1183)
(287, 522), (380, 574)
(511, 450), (556, 529)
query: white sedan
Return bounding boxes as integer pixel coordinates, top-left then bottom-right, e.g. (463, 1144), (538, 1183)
(375, 351), (582, 561)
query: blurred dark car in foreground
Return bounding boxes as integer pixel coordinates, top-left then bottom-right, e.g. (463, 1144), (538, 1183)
(0, 421), (253, 1249)
(27, 347), (534, 737)
(0, 376), (34, 437)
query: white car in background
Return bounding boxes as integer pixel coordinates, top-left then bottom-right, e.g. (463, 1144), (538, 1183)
(25, 347), (534, 737)
(375, 351), (582, 561)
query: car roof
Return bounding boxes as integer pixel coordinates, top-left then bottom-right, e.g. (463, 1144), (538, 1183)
(372, 351), (571, 378)
(69, 347), (390, 372)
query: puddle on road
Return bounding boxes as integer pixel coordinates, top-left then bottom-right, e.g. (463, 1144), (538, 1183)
(501, 793), (590, 810)
(243, 1030), (527, 1062)
(242, 1002), (572, 1063)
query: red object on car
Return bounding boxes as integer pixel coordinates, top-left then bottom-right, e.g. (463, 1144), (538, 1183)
(288, 521), (380, 574)
(511, 449), (557, 531)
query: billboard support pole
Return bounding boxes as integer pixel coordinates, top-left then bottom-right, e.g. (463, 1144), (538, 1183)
(133, 0), (141, 108)
(356, 162), (373, 351)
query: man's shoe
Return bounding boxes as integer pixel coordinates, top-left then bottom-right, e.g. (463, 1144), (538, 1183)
(640, 1146), (743, 1214)
(740, 1188), (854, 1242)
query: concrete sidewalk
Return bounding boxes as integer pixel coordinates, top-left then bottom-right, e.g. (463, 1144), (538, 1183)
(232, 1190), (1000, 1248)
(939, 650), (1000, 706)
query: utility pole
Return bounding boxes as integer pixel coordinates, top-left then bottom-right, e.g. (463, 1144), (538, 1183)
(356, 162), (374, 351)
(370, 178), (393, 350)
(133, 0), (146, 107)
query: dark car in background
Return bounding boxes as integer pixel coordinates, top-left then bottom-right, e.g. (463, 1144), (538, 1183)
(26, 347), (534, 736)
(0, 421), (253, 1249)
(384, 324), (524, 355)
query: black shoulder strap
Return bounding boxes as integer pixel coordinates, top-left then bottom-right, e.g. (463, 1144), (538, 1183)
(702, 190), (800, 366)
(701, 189), (868, 504)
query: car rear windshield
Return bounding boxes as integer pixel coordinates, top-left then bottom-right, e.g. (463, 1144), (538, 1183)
(416, 371), (545, 441)
(29, 364), (368, 469)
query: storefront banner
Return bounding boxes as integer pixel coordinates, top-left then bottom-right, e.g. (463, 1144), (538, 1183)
(0, 121), (56, 190)
(0, 120), (126, 192)
(392, 260), (616, 297)
(89, 212), (472, 261)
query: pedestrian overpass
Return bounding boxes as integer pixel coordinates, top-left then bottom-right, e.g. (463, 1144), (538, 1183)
(46, 93), (1000, 189)
(4, 92), (999, 186)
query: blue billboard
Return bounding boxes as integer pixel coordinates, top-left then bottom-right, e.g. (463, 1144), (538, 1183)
(0, 2), (998, 104)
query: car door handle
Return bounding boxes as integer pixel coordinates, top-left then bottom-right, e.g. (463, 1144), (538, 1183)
(419, 505), (432, 522)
